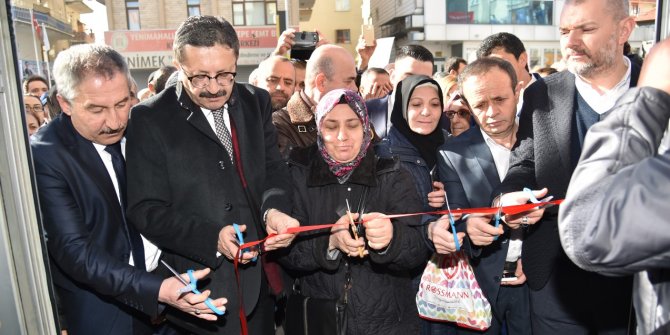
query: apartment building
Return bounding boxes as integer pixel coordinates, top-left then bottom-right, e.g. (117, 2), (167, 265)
(299, 0), (364, 56)
(104, 0), (299, 85)
(368, 0), (655, 72)
(10, 0), (94, 82)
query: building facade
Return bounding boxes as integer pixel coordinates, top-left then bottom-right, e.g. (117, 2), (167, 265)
(369, 0), (656, 72)
(299, 0), (364, 56)
(10, 0), (94, 84)
(105, 0), (300, 86)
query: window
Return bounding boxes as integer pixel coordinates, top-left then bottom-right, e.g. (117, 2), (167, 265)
(188, 0), (201, 17)
(336, 0), (351, 11)
(126, 0), (140, 30)
(447, 0), (553, 25)
(232, 0), (277, 26)
(336, 29), (351, 44)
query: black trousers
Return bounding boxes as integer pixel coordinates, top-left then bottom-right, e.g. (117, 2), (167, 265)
(529, 257), (633, 335)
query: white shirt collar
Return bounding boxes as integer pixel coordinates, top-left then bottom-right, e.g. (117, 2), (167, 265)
(200, 104), (231, 133)
(92, 137), (126, 156)
(574, 56), (631, 115)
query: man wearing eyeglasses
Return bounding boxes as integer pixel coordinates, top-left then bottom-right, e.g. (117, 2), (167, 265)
(125, 16), (298, 335)
(436, 57), (532, 334)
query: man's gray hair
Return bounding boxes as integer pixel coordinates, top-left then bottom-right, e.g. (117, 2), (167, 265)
(565, 0), (630, 20)
(53, 44), (131, 102)
(173, 16), (240, 63)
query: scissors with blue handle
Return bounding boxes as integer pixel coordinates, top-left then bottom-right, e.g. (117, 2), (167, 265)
(443, 190), (461, 251)
(160, 260), (226, 315)
(233, 223), (258, 262)
(492, 193), (503, 241)
(523, 187), (554, 207)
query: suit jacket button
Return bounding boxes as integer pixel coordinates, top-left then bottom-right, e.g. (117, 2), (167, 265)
(218, 161), (225, 170)
(225, 203), (233, 211)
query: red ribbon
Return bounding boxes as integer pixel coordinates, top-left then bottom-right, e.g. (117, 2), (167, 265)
(231, 198), (562, 334)
(239, 199), (563, 251)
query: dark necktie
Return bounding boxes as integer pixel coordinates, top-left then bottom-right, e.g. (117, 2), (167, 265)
(105, 142), (146, 270)
(212, 105), (235, 164)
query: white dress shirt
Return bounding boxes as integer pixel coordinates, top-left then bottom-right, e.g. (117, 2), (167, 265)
(480, 128), (523, 263)
(574, 56), (632, 115)
(93, 139), (161, 271)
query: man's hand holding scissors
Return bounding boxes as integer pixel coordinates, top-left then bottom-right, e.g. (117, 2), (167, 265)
(498, 188), (551, 229)
(217, 224), (258, 264)
(158, 267), (228, 321)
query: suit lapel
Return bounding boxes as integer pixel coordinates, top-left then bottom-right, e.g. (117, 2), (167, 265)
(226, 85), (253, 174)
(62, 117), (126, 224)
(176, 81), (226, 149)
(546, 72), (575, 171)
(449, 130), (498, 203)
(470, 130), (501, 190)
(185, 107), (223, 147)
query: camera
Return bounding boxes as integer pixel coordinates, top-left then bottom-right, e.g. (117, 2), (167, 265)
(293, 31), (318, 50)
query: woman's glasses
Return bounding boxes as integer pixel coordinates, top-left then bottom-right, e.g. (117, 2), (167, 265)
(445, 92), (471, 119)
(445, 109), (470, 119)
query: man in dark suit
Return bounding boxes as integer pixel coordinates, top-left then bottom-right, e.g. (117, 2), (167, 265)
(437, 58), (533, 334)
(32, 44), (226, 335)
(366, 44), (434, 138)
(125, 16), (298, 335)
(488, 0), (639, 332)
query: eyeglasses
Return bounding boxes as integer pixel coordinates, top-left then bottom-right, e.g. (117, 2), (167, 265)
(25, 104), (44, 112)
(445, 109), (470, 119)
(181, 67), (236, 88)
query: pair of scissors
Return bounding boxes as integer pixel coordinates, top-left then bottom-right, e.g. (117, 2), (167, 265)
(523, 187), (555, 209)
(233, 223), (258, 262)
(492, 193), (503, 241)
(160, 260), (226, 315)
(443, 190), (461, 251)
(345, 199), (365, 257)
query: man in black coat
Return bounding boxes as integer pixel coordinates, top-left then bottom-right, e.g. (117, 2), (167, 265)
(32, 44), (225, 335)
(125, 16), (298, 335)
(485, 0), (639, 333)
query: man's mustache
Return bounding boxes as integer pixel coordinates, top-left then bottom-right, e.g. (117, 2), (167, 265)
(271, 92), (289, 100)
(200, 90), (227, 98)
(100, 125), (126, 135)
(567, 47), (591, 58)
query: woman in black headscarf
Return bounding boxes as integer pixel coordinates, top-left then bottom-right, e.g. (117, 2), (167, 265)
(376, 75), (466, 335)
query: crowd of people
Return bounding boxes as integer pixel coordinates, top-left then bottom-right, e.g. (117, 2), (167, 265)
(20, 0), (669, 334)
